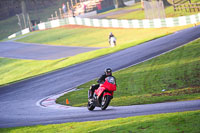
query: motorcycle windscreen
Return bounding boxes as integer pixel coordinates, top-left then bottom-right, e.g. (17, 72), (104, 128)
(102, 80), (116, 91)
(95, 76), (117, 96)
(102, 77), (117, 91)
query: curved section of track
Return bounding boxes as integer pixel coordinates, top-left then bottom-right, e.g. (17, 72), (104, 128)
(0, 26), (200, 128)
(0, 41), (100, 60)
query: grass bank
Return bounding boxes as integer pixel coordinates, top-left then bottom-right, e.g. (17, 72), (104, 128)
(17, 24), (193, 47)
(0, 24), (196, 86)
(56, 38), (200, 107)
(0, 110), (200, 132)
(1, 0), (199, 41)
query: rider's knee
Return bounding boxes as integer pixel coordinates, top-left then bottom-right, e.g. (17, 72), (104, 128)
(90, 84), (96, 90)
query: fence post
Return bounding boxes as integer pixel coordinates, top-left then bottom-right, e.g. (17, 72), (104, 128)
(59, 8), (62, 19)
(188, 4), (192, 12)
(16, 14), (22, 30)
(184, 4), (187, 12)
(22, 13), (27, 28)
(27, 13), (32, 31)
(55, 11), (58, 19)
(193, 3), (196, 12)
(191, 3), (194, 12)
(71, 0), (73, 7)
(172, 0), (176, 11)
(51, 14), (53, 20)
(67, 2), (70, 11)
(197, 3), (200, 12)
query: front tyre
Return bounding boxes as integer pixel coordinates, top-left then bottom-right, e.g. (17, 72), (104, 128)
(101, 95), (111, 110)
(87, 100), (95, 111)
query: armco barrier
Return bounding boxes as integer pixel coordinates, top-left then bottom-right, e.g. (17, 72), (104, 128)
(8, 13), (200, 39)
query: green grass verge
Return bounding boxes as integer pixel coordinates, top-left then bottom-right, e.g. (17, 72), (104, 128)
(1, 0), (199, 41)
(56, 38), (200, 107)
(0, 110), (200, 132)
(17, 24), (193, 47)
(0, 24), (195, 86)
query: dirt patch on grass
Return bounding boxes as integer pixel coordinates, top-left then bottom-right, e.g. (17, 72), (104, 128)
(152, 87), (200, 97)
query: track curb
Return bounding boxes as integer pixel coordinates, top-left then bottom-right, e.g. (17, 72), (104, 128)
(36, 88), (78, 110)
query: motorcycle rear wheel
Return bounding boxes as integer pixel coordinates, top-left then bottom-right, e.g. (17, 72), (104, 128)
(101, 95), (111, 110)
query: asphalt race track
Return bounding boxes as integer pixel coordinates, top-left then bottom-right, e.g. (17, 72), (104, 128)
(0, 26), (200, 128)
(0, 41), (100, 60)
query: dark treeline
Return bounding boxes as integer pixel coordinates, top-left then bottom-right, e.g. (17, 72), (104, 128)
(0, 0), (57, 20)
(0, 0), (136, 20)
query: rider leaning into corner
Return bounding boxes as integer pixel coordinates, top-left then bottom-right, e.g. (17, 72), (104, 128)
(89, 68), (116, 99)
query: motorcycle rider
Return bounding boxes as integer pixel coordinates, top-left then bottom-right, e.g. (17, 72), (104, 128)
(109, 32), (114, 39)
(109, 32), (114, 43)
(89, 68), (113, 99)
(109, 32), (116, 47)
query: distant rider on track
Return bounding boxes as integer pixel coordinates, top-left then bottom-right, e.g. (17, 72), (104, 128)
(109, 32), (116, 47)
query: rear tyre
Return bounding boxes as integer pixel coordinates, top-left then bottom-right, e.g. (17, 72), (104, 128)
(101, 95), (111, 110)
(87, 100), (95, 111)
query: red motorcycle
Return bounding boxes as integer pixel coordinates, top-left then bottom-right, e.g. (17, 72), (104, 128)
(87, 76), (116, 111)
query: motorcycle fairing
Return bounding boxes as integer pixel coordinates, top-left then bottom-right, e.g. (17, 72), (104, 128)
(95, 86), (104, 97)
(94, 79), (116, 97)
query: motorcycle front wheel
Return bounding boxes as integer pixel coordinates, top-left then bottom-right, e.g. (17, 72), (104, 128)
(87, 100), (95, 111)
(101, 95), (111, 110)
